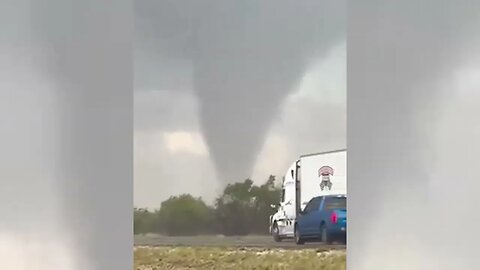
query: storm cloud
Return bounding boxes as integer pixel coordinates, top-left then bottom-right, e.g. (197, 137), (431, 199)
(135, 0), (346, 182)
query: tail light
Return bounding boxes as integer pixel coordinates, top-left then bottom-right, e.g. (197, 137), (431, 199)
(330, 211), (338, 224)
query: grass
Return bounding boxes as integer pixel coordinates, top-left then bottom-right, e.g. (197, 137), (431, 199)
(134, 246), (346, 270)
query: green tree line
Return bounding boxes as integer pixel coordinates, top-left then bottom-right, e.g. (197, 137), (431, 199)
(134, 175), (281, 236)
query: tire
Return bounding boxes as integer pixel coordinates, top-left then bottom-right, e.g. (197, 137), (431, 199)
(321, 227), (333, 245)
(272, 223), (282, 242)
(294, 225), (305, 245)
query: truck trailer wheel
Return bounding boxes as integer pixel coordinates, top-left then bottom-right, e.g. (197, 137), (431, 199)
(272, 223), (282, 242)
(294, 225), (305, 245)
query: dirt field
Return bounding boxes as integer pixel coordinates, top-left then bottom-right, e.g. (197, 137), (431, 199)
(134, 234), (346, 250)
(134, 246), (346, 270)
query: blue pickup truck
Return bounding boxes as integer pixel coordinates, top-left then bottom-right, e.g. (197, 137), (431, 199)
(294, 194), (346, 245)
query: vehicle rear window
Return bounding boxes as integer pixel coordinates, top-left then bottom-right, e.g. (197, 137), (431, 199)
(325, 197), (346, 210)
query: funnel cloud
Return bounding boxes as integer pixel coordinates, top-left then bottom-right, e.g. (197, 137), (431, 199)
(136, 0), (346, 182)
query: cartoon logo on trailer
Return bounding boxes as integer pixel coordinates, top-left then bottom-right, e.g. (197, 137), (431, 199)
(318, 166), (334, 191)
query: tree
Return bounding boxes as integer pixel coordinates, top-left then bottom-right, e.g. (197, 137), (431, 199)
(157, 194), (212, 236)
(249, 175), (282, 234)
(215, 179), (255, 235)
(133, 175), (282, 236)
(214, 176), (281, 235)
(134, 208), (157, 235)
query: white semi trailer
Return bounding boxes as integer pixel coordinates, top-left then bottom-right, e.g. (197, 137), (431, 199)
(269, 149), (347, 241)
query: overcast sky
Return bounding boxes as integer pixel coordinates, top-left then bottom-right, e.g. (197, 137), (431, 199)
(134, 1), (346, 208)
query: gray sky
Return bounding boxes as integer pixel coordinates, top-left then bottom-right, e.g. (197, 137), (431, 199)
(134, 1), (346, 208)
